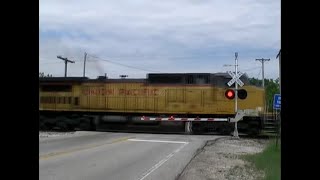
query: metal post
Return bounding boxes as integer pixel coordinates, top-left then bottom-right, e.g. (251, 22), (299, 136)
(277, 50), (281, 95)
(234, 52), (239, 138)
(235, 53), (238, 113)
(278, 50), (281, 134)
(83, 52), (87, 77)
(262, 60), (265, 88)
(276, 49), (281, 148)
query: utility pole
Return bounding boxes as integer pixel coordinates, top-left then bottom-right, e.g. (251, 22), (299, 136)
(255, 58), (270, 114)
(57, 56), (75, 77)
(255, 58), (270, 88)
(83, 52), (87, 77)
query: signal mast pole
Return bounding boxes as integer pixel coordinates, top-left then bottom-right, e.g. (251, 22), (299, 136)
(234, 52), (239, 138)
(235, 52), (238, 113)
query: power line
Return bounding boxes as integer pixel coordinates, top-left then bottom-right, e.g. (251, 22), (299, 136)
(257, 68), (262, 79)
(86, 53), (161, 73)
(239, 66), (261, 72)
(92, 52), (275, 59)
(72, 53), (273, 62)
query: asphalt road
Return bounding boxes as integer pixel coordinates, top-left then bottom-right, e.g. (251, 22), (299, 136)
(39, 132), (224, 180)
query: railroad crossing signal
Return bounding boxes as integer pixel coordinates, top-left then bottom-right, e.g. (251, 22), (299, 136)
(225, 89), (247, 100)
(227, 71), (244, 87)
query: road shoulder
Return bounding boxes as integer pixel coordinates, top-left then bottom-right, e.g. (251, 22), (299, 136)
(177, 137), (269, 180)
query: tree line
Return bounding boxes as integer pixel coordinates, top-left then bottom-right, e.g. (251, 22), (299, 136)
(249, 77), (280, 112)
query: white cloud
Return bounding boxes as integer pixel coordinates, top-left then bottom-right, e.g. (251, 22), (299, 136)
(40, 0), (280, 79)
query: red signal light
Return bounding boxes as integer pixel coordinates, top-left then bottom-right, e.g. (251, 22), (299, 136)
(225, 89), (235, 99)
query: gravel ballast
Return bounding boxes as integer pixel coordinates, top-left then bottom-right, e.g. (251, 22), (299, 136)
(177, 137), (269, 180)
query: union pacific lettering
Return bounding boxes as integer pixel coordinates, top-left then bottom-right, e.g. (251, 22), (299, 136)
(82, 89), (115, 96)
(118, 89), (159, 96)
(82, 88), (161, 96)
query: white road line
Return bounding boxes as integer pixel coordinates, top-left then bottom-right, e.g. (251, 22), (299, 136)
(137, 142), (189, 180)
(127, 139), (188, 144)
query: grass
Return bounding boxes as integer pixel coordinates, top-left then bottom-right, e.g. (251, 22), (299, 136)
(244, 139), (281, 180)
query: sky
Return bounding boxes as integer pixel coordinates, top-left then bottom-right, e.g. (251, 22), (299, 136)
(39, 0), (280, 80)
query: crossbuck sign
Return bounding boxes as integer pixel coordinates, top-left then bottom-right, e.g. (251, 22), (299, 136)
(227, 71), (244, 87)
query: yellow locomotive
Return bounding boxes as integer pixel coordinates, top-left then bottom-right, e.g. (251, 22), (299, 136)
(39, 73), (265, 134)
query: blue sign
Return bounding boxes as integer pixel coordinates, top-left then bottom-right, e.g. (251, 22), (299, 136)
(273, 94), (281, 110)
